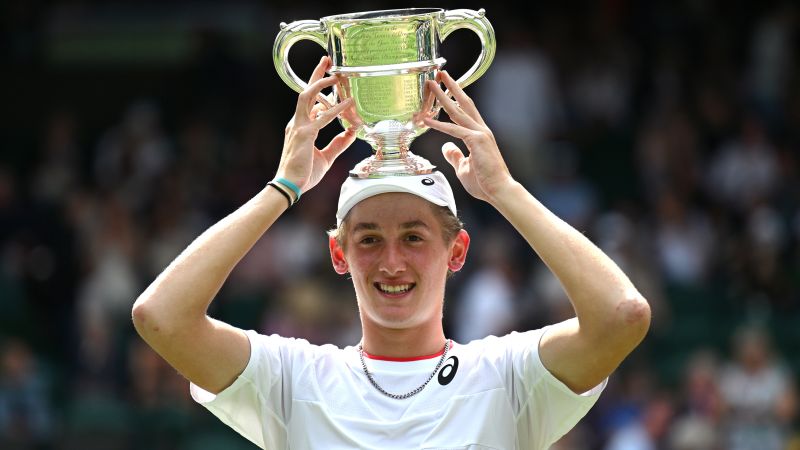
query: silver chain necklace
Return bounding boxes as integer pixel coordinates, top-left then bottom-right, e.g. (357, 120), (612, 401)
(358, 340), (450, 400)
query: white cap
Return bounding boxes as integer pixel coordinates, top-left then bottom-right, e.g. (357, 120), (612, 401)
(336, 172), (457, 226)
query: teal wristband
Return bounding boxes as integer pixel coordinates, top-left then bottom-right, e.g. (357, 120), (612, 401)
(274, 178), (301, 200)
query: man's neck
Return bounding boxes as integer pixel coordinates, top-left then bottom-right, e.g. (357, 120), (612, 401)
(360, 320), (447, 359)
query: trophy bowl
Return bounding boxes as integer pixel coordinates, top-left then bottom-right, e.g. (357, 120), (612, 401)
(274, 8), (495, 177)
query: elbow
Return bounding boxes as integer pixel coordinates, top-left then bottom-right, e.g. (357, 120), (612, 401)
(131, 299), (152, 336)
(132, 297), (166, 340)
(132, 294), (204, 342)
(615, 291), (651, 342)
(579, 290), (652, 347)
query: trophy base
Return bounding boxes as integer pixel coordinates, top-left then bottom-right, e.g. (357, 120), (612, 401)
(349, 151), (435, 178)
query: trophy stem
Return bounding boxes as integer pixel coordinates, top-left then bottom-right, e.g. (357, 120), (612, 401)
(376, 142), (407, 160)
(350, 141), (435, 178)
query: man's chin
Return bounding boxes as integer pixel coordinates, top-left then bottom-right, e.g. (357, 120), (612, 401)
(366, 308), (420, 330)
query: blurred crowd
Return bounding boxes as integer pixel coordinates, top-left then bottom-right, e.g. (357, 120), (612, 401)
(2, 0), (800, 449)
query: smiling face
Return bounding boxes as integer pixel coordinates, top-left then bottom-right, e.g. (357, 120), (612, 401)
(329, 193), (469, 332)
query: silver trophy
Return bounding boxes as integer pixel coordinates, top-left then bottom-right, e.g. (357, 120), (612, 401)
(274, 8), (495, 177)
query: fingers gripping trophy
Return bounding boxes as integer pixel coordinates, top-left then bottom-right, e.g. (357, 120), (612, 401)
(273, 8), (495, 177)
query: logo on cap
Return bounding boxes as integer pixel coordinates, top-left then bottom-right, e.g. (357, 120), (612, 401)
(422, 177), (434, 186)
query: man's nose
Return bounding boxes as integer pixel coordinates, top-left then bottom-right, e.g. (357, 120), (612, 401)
(379, 242), (406, 275)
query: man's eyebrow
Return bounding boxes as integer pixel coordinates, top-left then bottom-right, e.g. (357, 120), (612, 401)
(352, 222), (378, 233)
(400, 220), (429, 230)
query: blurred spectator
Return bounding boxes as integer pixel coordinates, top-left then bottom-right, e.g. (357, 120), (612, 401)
(452, 226), (517, 343)
(94, 100), (173, 211)
(536, 143), (598, 231)
(653, 192), (715, 286)
(261, 280), (339, 346)
(635, 110), (703, 205)
(605, 393), (674, 450)
(693, 82), (738, 151)
(75, 195), (139, 334)
(0, 169), (30, 338)
(565, 37), (633, 130)
(31, 110), (80, 205)
(475, 27), (564, 184)
(735, 203), (795, 311)
(719, 325), (798, 450)
(667, 349), (723, 450)
(72, 194), (139, 396)
(126, 338), (195, 450)
(707, 116), (780, 213)
(0, 339), (53, 448)
(596, 366), (657, 439)
(746, 3), (797, 129)
(73, 319), (118, 396)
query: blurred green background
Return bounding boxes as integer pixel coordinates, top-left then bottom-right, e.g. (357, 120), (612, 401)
(1, 1), (799, 449)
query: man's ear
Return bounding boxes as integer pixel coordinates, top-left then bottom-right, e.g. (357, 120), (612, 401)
(329, 236), (349, 274)
(447, 229), (470, 272)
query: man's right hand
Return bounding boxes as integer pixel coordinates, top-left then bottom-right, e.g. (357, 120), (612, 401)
(275, 56), (356, 195)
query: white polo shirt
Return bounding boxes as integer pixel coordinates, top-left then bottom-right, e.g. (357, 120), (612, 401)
(191, 327), (605, 449)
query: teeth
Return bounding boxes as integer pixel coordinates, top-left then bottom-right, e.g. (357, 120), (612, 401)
(378, 283), (411, 294)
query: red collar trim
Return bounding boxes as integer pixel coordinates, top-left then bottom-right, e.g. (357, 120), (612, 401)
(362, 340), (453, 362)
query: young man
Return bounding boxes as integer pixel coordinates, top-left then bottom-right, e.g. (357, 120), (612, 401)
(132, 57), (651, 449)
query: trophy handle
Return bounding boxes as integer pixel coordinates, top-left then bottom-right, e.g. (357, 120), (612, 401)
(438, 8), (496, 89)
(273, 20), (334, 107)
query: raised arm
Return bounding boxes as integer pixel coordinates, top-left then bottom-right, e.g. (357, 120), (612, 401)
(424, 72), (650, 393)
(132, 56), (355, 394)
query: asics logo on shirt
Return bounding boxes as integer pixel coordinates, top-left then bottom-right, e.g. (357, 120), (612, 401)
(437, 356), (459, 385)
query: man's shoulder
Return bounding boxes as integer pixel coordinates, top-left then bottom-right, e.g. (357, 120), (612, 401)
(248, 331), (352, 362)
(457, 328), (549, 350)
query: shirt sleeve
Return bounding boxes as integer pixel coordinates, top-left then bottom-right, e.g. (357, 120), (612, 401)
(493, 327), (607, 449)
(189, 330), (314, 450)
